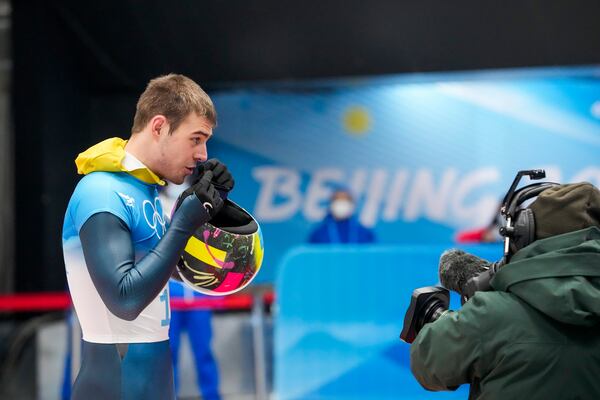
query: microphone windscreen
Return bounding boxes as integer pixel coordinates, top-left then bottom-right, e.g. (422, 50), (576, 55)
(438, 249), (491, 295)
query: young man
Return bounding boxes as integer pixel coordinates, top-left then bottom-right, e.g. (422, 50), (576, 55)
(62, 74), (233, 400)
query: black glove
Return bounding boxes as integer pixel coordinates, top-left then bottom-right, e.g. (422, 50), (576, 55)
(202, 158), (235, 192)
(175, 170), (224, 220)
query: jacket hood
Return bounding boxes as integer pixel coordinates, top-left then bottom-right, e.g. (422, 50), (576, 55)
(74, 137), (165, 185)
(491, 226), (600, 326)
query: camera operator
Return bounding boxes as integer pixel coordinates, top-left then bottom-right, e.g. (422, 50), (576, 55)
(410, 181), (600, 399)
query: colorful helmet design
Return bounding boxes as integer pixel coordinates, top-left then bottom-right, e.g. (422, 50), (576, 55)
(176, 199), (264, 295)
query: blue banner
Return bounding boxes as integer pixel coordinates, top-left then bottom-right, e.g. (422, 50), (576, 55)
(209, 71), (600, 283)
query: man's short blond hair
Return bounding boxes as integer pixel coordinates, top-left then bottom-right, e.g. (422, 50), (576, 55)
(131, 74), (217, 135)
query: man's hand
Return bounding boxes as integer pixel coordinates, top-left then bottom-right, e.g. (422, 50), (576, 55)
(175, 170), (223, 219)
(190, 170), (224, 218)
(202, 159), (235, 192)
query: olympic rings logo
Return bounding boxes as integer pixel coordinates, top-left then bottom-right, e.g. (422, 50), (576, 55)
(143, 197), (166, 239)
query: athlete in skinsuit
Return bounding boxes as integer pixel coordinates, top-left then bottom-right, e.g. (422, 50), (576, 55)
(62, 74), (233, 400)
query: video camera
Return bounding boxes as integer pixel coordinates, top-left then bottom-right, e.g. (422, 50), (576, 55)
(399, 170), (554, 344)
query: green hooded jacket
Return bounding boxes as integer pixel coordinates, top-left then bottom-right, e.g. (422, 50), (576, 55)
(410, 227), (600, 400)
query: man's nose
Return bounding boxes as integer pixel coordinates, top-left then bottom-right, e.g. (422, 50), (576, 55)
(194, 144), (207, 162)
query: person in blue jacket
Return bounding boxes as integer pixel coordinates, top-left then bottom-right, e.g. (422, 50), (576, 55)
(308, 188), (376, 244)
(62, 74), (233, 400)
(161, 178), (221, 400)
(168, 279), (221, 400)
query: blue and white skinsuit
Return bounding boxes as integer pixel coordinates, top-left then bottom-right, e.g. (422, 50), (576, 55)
(62, 138), (211, 400)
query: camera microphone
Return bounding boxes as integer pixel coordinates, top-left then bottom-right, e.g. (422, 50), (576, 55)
(438, 249), (492, 299)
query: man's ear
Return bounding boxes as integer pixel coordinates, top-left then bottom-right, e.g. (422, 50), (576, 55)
(150, 115), (168, 138)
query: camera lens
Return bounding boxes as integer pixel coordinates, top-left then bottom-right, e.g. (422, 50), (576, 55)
(400, 286), (450, 344)
(416, 298), (447, 332)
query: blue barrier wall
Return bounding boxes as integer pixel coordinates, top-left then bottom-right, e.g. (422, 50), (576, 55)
(274, 244), (501, 399)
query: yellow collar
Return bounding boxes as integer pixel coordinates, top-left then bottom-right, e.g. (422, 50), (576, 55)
(74, 137), (166, 186)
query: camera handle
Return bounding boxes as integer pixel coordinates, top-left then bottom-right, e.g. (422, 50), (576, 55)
(461, 260), (504, 303)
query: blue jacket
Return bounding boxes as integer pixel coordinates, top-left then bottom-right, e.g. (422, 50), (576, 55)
(308, 214), (375, 244)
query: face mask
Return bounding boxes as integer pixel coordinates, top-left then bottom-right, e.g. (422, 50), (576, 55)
(330, 199), (355, 220)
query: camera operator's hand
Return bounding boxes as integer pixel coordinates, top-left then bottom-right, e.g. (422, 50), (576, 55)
(202, 158), (235, 192)
(172, 170), (224, 233)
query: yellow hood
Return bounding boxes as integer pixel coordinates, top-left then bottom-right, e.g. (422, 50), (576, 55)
(74, 137), (165, 185)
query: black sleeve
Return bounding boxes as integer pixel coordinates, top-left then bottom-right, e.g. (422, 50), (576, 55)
(79, 194), (210, 321)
